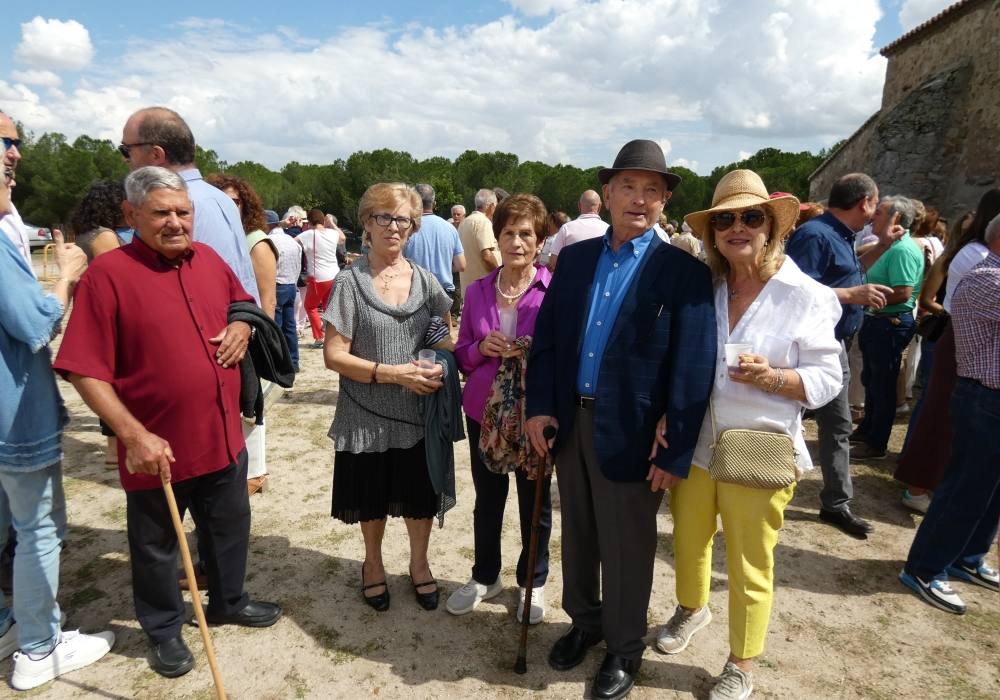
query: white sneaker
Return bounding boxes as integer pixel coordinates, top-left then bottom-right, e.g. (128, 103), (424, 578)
(516, 586), (545, 624)
(710, 661), (754, 700)
(11, 629), (115, 691)
(1, 611), (68, 660)
(901, 490), (931, 514)
(655, 605), (712, 654)
(445, 576), (503, 615)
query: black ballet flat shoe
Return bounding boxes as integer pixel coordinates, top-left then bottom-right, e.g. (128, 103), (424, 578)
(361, 564), (390, 612)
(409, 569), (439, 611)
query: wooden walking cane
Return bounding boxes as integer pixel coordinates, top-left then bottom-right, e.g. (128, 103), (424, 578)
(160, 471), (227, 700)
(514, 425), (556, 675)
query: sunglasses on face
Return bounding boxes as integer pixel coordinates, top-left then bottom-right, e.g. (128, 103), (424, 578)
(710, 210), (767, 232)
(2, 136), (21, 152)
(370, 213), (414, 231)
(117, 142), (153, 159)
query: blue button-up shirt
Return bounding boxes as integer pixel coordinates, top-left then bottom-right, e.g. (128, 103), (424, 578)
(179, 168), (260, 303)
(785, 211), (863, 340)
(576, 228), (656, 396)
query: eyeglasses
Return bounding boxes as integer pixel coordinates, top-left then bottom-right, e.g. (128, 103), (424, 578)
(370, 213), (414, 231)
(118, 142), (153, 159)
(710, 210), (767, 232)
(2, 137), (21, 152)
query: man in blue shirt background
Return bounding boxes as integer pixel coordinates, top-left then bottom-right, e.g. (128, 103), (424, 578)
(404, 183), (465, 313)
(120, 107), (260, 304)
(785, 173), (892, 539)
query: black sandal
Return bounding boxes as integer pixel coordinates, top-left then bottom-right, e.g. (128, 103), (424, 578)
(409, 569), (439, 611)
(361, 564), (390, 612)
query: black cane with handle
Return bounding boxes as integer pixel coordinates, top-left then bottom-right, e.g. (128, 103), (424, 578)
(514, 424), (556, 675)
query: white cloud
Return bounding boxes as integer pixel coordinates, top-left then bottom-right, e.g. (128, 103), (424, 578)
(14, 17), (94, 71)
(738, 151), (754, 162)
(898, 0), (954, 31)
(506, 0), (581, 16)
(10, 69), (62, 88)
(6, 1), (888, 173)
(672, 157), (700, 172)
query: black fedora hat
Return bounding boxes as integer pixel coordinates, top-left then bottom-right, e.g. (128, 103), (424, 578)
(597, 139), (682, 191)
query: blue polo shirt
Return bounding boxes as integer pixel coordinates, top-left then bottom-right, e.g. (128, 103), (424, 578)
(576, 228), (655, 396)
(404, 213), (464, 292)
(785, 211), (863, 339)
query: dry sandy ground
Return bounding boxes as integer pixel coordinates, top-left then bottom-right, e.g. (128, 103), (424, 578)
(5, 334), (998, 699)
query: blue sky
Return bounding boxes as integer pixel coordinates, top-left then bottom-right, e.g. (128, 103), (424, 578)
(0, 1), (953, 174)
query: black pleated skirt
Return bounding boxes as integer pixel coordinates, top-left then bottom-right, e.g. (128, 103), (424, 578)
(331, 440), (437, 523)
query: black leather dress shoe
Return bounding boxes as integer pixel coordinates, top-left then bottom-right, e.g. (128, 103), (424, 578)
(820, 508), (874, 538)
(205, 600), (283, 627)
(592, 653), (641, 700)
(549, 626), (603, 671)
(149, 636), (195, 678)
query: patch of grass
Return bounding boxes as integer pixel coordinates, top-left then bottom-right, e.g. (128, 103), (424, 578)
(70, 585), (105, 607)
(283, 668), (310, 699)
(100, 504), (127, 524)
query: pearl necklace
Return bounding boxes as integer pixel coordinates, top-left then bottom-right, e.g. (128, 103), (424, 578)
(495, 267), (536, 305)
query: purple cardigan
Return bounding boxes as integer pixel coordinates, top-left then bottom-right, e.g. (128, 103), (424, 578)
(455, 264), (552, 422)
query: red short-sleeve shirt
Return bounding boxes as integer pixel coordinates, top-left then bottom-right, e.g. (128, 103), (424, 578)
(54, 238), (253, 491)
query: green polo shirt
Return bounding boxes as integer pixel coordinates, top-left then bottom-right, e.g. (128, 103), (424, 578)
(866, 232), (924, 314)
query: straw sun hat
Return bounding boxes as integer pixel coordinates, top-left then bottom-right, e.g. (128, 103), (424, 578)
(684, 170), (800, 240)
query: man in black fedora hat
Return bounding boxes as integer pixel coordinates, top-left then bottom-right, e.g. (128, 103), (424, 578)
(526, 139), (716, 699)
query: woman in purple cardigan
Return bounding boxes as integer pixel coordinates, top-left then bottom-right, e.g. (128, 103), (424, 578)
(447, 194), (554, 625)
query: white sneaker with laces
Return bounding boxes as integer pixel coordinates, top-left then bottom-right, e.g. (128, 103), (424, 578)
(1, 611), (68, 661)
(655, 605), (712, 654)
(516, 586), (545, 624)
(11, 629), (115, 691)
(445, 576), (503, 615)
(709, 661), (754, 700)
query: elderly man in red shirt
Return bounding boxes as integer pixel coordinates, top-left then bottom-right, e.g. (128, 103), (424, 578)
(54, 166), (281, 679)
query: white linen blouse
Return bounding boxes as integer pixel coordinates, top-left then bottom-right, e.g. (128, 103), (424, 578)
(691, 256), (844, 473)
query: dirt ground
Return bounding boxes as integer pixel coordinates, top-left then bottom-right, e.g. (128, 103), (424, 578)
(6, 328), (998, 699)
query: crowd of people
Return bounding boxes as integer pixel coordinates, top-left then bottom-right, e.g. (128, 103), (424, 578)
(0, 106), (997, 700)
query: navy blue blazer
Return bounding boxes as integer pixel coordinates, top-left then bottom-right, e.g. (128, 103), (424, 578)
(526, 233), (717, 482)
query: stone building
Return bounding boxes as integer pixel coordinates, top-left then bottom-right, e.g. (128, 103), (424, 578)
(808, 0), (999, 220)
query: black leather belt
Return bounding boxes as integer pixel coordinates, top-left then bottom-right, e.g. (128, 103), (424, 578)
(575, 395), (595, 409)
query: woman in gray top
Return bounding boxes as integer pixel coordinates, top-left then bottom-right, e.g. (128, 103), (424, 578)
(322, 182), (452, 613)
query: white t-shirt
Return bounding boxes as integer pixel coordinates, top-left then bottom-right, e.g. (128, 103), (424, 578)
(0, 202), (34, 275)
(944, 242), (989, 313)
(548, 213), (608, 256)
(297, 227), (340, 282)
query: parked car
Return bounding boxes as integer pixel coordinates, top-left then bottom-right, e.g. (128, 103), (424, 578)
(24, 224), (53, 249)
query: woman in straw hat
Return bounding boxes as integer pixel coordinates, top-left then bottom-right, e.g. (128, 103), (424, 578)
(649, 170), (843, 700)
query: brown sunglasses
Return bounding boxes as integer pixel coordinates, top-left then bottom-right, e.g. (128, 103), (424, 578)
(710, 210), (767, 231)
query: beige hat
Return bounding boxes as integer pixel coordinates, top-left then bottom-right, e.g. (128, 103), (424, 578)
(684, 170), (800, 240)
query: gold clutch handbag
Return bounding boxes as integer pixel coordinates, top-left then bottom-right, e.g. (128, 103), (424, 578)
(707, 402), (798, 490)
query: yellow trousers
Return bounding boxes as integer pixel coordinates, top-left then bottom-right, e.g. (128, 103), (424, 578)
(669, 466), (795, 658)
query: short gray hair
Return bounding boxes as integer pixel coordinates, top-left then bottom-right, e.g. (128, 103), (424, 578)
(124, 166), (187, 207)
(882, 195), (918, 230)
(451, 204), (466, 216)
(985, 213), (1000, 244)
(474, 188), (497, 211)
(414, 183), (436, 211)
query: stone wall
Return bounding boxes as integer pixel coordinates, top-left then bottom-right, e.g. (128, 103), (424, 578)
(810, 0), (1000, 220)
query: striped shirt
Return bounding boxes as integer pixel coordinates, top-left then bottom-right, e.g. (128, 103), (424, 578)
(269, 229), (302, 285)
(951, 251), (1000, 389)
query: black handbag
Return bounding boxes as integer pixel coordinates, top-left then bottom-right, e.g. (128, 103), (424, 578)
(915, 312), (949, 342)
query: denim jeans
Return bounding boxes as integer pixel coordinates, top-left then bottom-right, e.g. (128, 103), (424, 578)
(274, 283), (299, 367)
(904, 379), (1000, 581)
(0, 462), (65, 653)
(858, 314), (915, 451)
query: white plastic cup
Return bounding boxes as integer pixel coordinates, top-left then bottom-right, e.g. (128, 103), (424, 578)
(499, 307), (518, 340)
(724, 343), (754, 368)
(418, 349), (437, 369)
